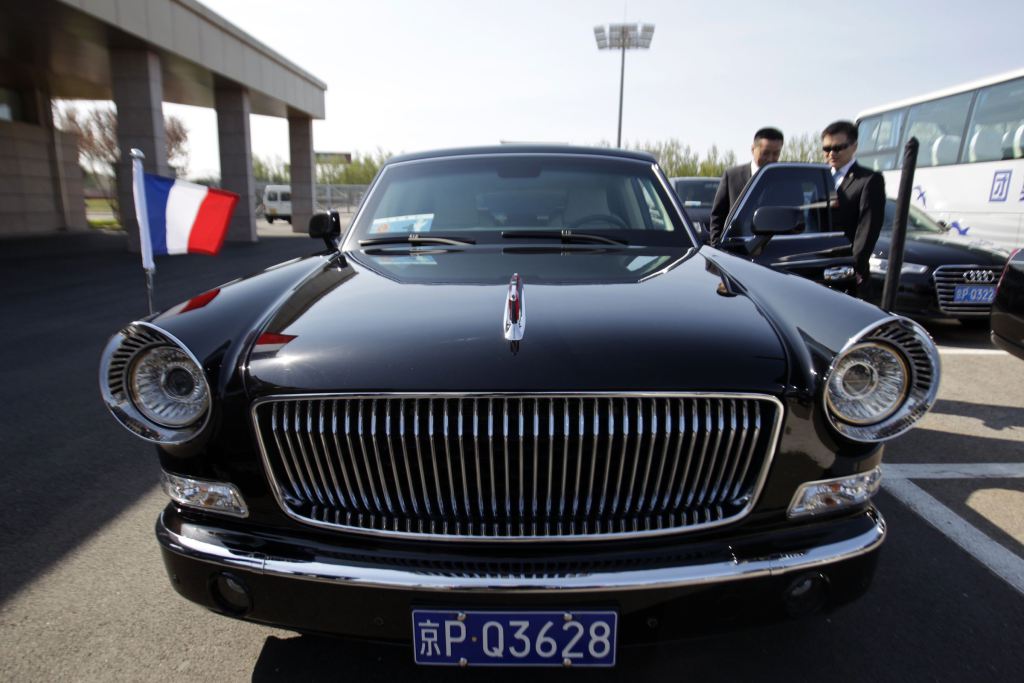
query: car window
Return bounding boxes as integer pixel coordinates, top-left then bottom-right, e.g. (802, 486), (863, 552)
(881, 201), (946, 235)
(964, 77), (1024, 163)
(281, 192), (291, 201)
(267, 191), (278, 201)
(350, 156), (691, 245)
(902, 93), (973, 167)
(673, 179), (720, 208)
(728, 166), (833, 237)
(858, 109), (906, 171)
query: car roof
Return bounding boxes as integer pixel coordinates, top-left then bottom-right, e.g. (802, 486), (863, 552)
(671, 176), (721, 181)
(386, 145), (658, 165)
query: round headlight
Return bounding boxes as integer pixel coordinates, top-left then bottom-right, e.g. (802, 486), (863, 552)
(826, 342), (908, 424)
(129, 346), (210, 427)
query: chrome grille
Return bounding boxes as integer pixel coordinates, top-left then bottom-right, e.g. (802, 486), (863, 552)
(933, 265), (999, 316)
(252, 394), (782, 540)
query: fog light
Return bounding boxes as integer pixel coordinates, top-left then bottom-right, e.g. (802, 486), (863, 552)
(161, 471), (248, 517)
(787, 467), (881, 519)
(783, 572), (829, 617)
(211, 572), (252, 615)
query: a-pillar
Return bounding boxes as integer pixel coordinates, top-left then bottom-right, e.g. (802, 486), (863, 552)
(288, 113), (315, 234)
(215, 85), (256, 242)
(111, 49), (169, 252)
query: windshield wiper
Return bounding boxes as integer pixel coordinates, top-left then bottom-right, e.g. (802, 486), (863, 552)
(500, 230), (628, 246)
(358, 233), (476, 247)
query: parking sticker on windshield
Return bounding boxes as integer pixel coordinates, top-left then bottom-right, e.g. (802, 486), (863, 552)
(370, 213), (434, 234)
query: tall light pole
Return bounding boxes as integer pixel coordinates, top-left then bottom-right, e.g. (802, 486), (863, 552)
(593, 23), (654, 147)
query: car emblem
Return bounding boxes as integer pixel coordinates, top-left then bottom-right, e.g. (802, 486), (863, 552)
(503, 273), (525, 342)
(964, 269), (996, 283)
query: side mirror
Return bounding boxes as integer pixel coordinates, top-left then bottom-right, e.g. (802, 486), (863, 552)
(751, 206), (805, 235)
(309, 211), (342, 248)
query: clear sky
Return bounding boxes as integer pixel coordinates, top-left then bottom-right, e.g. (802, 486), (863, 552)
(168, 0), (1024, 179)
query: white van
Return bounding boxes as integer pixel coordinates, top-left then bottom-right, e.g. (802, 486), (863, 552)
(263, 185), (292, 224)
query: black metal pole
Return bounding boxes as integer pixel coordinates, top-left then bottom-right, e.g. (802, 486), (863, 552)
(881, 137), (919, 312)
(616, 43), (626, 147)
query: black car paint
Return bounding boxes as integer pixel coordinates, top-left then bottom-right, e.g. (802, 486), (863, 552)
(122, 148), (906, 645)
(992, 248), (1024, 359)
(719, 163), (1007, 319)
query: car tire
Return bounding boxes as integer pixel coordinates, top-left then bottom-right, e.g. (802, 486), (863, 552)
(266, 217), (274, 224)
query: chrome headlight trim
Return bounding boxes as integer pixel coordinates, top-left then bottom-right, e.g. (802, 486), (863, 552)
(99, 321), (212, 445)
(823, 316), (940, 442)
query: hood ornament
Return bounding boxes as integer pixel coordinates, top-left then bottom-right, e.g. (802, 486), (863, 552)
(503, 273), (525, 344)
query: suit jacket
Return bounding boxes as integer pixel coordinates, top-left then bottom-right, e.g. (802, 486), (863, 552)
(708, 163), (752, 246)
(832, 162), (886, 280)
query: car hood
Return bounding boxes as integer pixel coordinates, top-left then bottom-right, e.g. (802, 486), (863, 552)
(876, 233), (1007, 267)
(245, 247), (788, 395)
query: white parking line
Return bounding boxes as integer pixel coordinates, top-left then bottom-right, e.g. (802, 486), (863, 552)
(885, 463), (1024, 479)
(882, 475), (1024, 595)
(937, 347), (1008, 355)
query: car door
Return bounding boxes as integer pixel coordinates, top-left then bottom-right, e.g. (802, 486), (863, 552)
(719, 164), (854, 288)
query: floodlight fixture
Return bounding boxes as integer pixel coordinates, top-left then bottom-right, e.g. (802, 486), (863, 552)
(593, 22), (655, 146)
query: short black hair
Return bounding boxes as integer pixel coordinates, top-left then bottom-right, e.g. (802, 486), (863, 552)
(754, 127), (784, 143)
(822, 120), (858, 142)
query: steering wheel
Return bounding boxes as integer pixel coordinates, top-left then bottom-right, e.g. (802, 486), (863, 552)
(567, 213), (628, 229)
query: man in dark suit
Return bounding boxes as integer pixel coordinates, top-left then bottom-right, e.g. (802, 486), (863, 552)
(821, 120), (886, 298)
(708, 127), (784, 246)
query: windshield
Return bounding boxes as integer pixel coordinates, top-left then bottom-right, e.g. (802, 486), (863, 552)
(882, 200), (945, 234)
(673, 178), (720, 208)
(346, 155), (692, 247)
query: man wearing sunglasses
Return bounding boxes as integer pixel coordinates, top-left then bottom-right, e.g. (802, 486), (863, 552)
(709, 127), (784, 246)
(822, 120), (886, 297)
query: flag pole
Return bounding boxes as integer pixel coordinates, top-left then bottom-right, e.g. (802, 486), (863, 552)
(130, 148), (156, 315)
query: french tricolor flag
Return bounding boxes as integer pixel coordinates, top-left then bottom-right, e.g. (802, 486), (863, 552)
(132, 154), (238, 271)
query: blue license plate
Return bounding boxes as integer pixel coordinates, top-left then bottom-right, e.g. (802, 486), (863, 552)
(954, 284), (995, 303)
(412, 609), (617, 668)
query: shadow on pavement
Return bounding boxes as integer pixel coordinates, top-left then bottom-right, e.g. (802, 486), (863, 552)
(0, 231), (319, 606)
(929, 399), (1024, 431)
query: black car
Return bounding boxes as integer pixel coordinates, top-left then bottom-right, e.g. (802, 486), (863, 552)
(718, 163), (1008, 324)
(670, 176), (720, 233)
(101, 146), (939, 668)
(992, 247), (1024, 360)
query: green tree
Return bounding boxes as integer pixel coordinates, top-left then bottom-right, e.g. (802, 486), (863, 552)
(781, 131), (822, 163)
(317, 148), (393, 185)
(252, 155), (290, 183)
(629, 139), (735, 177)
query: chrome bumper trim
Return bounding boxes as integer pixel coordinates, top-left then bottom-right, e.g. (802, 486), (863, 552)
(156, 509), (885, 593)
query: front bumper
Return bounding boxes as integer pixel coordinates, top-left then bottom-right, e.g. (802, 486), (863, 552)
(157, 506), (885, 642)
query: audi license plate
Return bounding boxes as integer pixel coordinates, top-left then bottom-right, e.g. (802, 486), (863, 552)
(953, 284), (995, 303)
(411, 609), (617, 668)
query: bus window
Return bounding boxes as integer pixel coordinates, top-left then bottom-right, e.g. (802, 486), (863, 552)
(964, 77), (1024, 163)
(858, 109), (905, 171)
(902, 92), (973, 167)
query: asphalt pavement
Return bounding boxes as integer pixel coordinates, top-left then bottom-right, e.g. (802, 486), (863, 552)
(1, 229), (1021, 682)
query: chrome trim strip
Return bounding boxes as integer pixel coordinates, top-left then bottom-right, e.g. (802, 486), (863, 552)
(157, 509), (885, 592)
(250, 392), (786, 543)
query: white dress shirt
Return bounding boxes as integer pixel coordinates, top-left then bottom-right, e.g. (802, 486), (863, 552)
(832, 159), (856, 189)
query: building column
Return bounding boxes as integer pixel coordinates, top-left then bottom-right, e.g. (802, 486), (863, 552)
(288, 113), (315, 234)
(111, 49), (169, 252)
(215, 85), (256, 242)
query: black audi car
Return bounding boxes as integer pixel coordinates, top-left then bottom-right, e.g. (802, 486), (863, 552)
(101, 146), (939, 668)
(992, 247), (1024, 360)
(717, 163), (1008, 324)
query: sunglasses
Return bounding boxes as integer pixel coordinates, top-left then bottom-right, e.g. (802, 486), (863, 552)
(822, 142), (852, 154)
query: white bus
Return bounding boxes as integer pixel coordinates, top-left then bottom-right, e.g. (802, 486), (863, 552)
(856, 68), (1024, 250)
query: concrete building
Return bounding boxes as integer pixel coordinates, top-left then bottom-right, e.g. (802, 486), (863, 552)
(0, 0), (326, 246)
